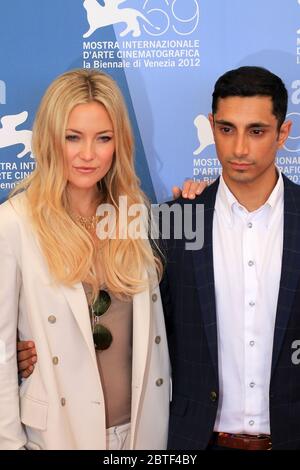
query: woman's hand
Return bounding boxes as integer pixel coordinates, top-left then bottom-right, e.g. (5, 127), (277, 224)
(17, 341), (37, 378)
(172, 180), (208, 200)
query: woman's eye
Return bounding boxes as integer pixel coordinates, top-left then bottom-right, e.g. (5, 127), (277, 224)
(99, 135), (111, 142)
(65, 135), (79, 141)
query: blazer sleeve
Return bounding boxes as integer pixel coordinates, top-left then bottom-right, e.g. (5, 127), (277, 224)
(0, 231), (26, 449)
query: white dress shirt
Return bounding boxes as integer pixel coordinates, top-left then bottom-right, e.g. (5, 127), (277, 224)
(213, 172), (284, 434)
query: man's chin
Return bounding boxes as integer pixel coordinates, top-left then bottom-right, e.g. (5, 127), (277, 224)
(227, 172), (255, 184)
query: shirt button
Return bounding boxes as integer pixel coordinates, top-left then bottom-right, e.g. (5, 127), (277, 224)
(249, 341), (255, 347)
(52, 356), (59, 365)
(48, 315), (56, 324)
(248, 222), (253, 228)
(152, 293), (158, 302)
(249, 420), (255, 426)
(248, 260), (254, 267)
(210, 391), (218, 402)
(155, 336), (161, 344)
(61, 398), (66, 406)
(249, 382), (255, 388)
(156, 378), (163, 386)
(249, 301), (255, 307)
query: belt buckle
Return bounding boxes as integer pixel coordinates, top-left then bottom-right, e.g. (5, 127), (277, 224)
(223, 432), (272, 450)
(256, 434), (272, 450)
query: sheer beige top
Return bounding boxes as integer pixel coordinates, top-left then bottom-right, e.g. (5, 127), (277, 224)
(83, 283), (133, 428)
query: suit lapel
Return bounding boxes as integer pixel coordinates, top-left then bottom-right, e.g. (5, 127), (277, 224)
(192, 180), (219, 374)
(271, 176), (300, 375)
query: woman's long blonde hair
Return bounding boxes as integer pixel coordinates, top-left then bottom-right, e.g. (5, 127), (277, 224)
(13, 69), (162, 297)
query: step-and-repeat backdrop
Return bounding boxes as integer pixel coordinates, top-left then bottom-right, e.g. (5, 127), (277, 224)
(1, 0), (300, 204)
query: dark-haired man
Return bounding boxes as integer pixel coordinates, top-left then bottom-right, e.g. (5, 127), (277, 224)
(161, 66), (300, 450)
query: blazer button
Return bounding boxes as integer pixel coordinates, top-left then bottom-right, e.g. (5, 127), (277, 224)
(210, 391), (218, 402)
(152, 293), (158, 302)
(155, 336), (161, 344)
(61, 397), (66, 406)
(156, 378), (163, 386)
(52, 356), (59, 365)
(48, 315), (56, 324)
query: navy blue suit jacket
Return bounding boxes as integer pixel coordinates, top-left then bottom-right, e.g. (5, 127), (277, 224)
(160, 174), (300, 450)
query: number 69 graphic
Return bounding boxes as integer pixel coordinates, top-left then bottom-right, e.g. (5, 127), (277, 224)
(283, 112), (300, 153)
(142, 0), (200, 37)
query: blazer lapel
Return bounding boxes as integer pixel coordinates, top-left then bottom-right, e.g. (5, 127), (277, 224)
(192, 180), (219, 374)
(130, 284), (151, 447)
(271, 175), (300, 375)
(60, 282), (98, 367)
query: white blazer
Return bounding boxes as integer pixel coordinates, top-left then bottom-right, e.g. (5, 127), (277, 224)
(0, 193), (170, 450)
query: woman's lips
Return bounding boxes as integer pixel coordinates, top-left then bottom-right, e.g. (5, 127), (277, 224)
(74, 167), (97, 174)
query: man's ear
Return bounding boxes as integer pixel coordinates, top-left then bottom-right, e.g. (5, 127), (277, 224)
(278, 120), (292, 148)
(208, 113), (214, 131)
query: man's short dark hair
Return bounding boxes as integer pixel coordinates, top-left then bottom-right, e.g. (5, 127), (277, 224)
(212, 66), (288, 128)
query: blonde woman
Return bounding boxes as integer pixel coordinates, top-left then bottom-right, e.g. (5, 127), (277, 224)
(0, 69), (171, 450)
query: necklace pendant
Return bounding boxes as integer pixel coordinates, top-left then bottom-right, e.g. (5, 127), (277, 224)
(74, 214), (100, 231)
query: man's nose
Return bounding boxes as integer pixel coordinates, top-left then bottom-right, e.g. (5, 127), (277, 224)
(233, 134), (249, 158)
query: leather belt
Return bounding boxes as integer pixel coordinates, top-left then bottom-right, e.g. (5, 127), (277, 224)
(211, 432), (272, 450)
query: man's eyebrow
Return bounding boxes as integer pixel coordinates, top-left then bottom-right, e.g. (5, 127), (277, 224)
(246, 122), (271, 128)
(214, 119), (235, 127)
(214, 119), (271, 128)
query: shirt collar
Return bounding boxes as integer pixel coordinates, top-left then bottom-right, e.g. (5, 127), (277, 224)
(216, 168), (283, 228)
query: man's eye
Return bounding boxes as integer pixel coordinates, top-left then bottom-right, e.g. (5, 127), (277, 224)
(220, 127), (232, 134)
(251, 129), (264, 135)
